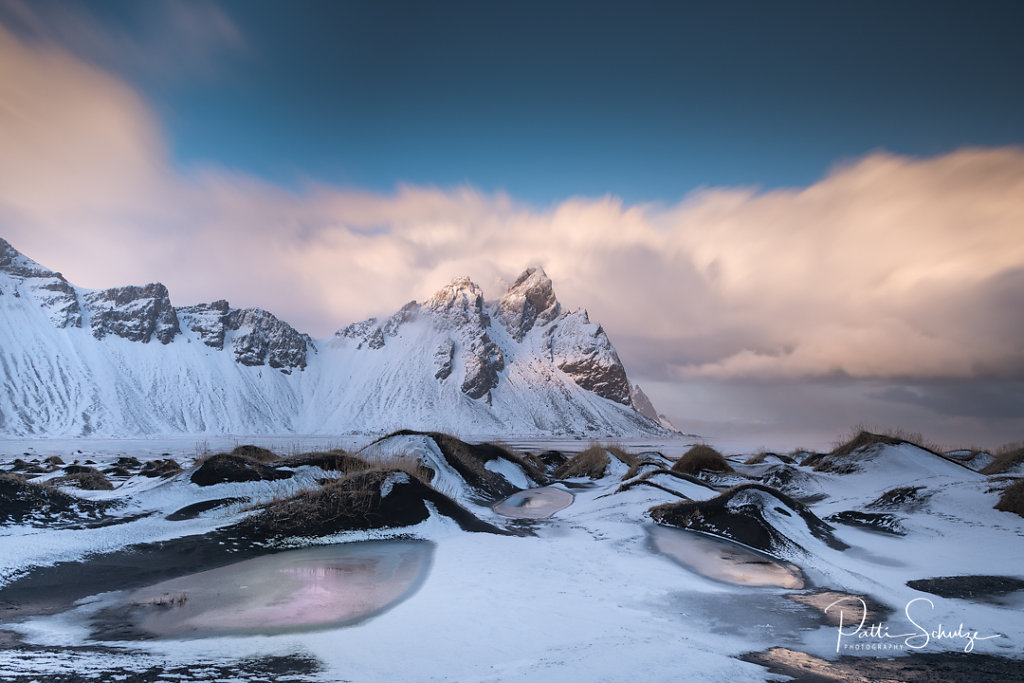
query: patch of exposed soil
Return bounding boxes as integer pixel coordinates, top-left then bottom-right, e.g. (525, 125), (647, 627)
(190, 454), (292, 486)
(649, 483), (848, 554)
(165, 497), (248, 521)
(827, 510), (905, 535)
(139, 459), (181, 478)
(907, 575), (1024, 601)
(235, 469), (509, 542)
(743, 647), (1024, 682)
(0, 474), (112, 526)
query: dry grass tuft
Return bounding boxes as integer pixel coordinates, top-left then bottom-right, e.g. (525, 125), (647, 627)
(605, 444), (634, 466)
(345, 453), (436, 486)
(284, 450), (370, 474)
(830, 431), (905, 458)
(52, 468), (114, 491)
(994, 479), (1024, 518)
(801, 429), (932, 472)
(554, 445), (611, 479)
(671, 444), (733, 475)
(744, 452), (769, 465)
(230, 444), (279, 463)
(982, 443), (1024, 475)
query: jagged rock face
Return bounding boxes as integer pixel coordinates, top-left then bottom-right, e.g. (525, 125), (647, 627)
(460, 333), (505, 399)
(630, 384), (660, 422)
(334, 271), (630, 406)
(336, 302), (419, 350)
(433, 338), (455, 380)
(178, 300), (231, 349)
(224, 308), (312, 372)
(547, 310), (631, 405)
(336, 317), (381, 348)
(424, 277), (504, 400)
(0, 238), (82, 328)
(496, 267), (561, 341)
(630, 384), (676, 430)
(84, 283), (180, 344)
(178, 301), (311, 372)
(424, 276), (489, 327)
(383, 301), (419, 336)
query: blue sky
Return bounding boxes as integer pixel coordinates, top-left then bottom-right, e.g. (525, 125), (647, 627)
(2, 0), (1023, 449)
(10, 0), (1024, 204)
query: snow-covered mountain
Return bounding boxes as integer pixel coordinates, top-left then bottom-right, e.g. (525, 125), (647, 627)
(0, 238), (671, 438)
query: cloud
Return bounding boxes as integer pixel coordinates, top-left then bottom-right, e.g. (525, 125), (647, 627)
(1, 23), (1023, 388)
(0, 0), (245, 81)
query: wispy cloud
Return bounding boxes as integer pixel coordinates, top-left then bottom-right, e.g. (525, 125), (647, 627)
(1, 22), (1022, 389)
(0, 0), (245, 81)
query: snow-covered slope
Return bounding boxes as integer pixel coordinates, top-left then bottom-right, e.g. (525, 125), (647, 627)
(0, 239), (670, 438)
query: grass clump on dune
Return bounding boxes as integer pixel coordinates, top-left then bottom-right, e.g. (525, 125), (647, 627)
(554, 445), (611, 479)
(553, 443), (643, 480)
(994, 479), (1024, 518)
(229, 445), (279, 463)
(801, 429), (925, 472)
(744, 451), (796, 465)
(829, 431), (906, 458)
(240, 468), (506, 540)
(982, 443), (1024, 475)
(284, 450), (370, 473)
(671, 444), (733, 476)
(52, 467), (114, 491)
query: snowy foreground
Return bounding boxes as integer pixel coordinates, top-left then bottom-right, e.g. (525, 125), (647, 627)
(1, 434), (1023, 682)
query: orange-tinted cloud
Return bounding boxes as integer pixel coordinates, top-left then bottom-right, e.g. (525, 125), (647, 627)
(1, 24), (1022, 383)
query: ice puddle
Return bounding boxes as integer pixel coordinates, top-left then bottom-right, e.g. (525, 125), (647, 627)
(125, 540), (433, 638)
(492, 486), (574, 519)
(649, 525), (804, 589)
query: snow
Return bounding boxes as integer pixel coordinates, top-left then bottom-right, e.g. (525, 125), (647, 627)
(484, 456), (534, 490)
(0, 437), (1023, 680)
(7, 246), (660, 440)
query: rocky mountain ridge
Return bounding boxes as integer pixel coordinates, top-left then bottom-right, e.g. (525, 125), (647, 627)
(0, 238), (672, 437)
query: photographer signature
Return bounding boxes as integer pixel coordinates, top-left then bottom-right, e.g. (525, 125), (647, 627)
(826, 596), (1001, 653)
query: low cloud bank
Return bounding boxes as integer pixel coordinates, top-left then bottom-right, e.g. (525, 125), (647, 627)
(1, 23), (1022, 389)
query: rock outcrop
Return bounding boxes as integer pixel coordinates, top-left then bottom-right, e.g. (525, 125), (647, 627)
(0, 238), (82, 328)
(178, 302), (313, 372)
(84, 283), (180, 344)
(547, 310), (631, 405)
(495, 267), (560, 341)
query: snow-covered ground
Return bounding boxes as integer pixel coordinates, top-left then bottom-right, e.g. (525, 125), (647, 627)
(1, 435), (1022, 681)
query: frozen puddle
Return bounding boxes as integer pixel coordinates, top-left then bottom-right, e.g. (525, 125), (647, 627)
(125, 540), (434, 638)
(493, 486), (574, 519)
(648, 525), (804, 589)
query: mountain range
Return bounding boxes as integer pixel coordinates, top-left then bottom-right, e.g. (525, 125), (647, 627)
(0, 238), (673, 438)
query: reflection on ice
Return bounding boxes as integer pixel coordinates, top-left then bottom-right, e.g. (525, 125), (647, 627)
(493, 486), (574, 519)
(126, 540), (434, 638)
(648, 525), (804, 589)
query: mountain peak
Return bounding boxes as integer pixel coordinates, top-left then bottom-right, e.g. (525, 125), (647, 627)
(496, 266), (560, 341)
(424, 276), (487, 326)
(0, 238), (61, 280)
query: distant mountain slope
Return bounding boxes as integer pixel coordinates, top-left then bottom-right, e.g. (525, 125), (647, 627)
(0, 239), (672, 438)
